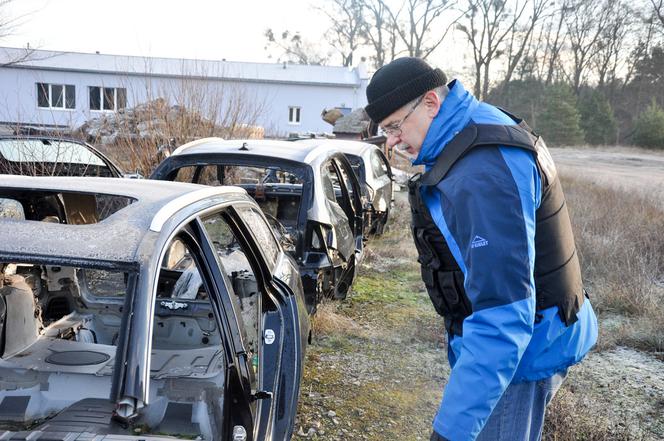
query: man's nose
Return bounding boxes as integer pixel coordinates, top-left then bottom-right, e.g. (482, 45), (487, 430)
(385, 132), (400, 148)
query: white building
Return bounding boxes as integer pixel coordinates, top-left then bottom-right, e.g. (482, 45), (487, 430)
(0, 47), (370, 136)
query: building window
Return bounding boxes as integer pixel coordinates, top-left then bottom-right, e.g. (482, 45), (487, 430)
(36, 83), (75, 109)
(89, 86), (127, 111)
(288, 106), (301, 124)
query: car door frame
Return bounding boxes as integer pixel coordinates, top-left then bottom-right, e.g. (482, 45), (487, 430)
(222, 202), (304, 440)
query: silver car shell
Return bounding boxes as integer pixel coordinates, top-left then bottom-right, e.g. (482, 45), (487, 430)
(171, 138), (354, 228)
(297, 139), (393, 213)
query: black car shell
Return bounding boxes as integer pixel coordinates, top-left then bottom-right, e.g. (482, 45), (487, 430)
(0, 176), (309, 441)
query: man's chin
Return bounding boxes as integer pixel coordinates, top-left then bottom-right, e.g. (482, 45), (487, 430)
(394, 145), (418, 161)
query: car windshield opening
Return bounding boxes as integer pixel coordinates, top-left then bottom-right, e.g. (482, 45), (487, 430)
(0, 139), (115, 177)
(173, 164), (305, 248)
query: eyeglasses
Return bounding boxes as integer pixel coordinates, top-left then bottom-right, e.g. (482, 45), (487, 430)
(381, 95), (424, 137)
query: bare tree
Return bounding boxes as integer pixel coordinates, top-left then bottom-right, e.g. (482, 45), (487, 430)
(385, 0), (459, 60)
(0, 1), (41, 66)
(360, 0), (400, 68)
(319, 0), (365, 66)
(651, 0), (664, 28)
(499, 0), (551, 90)
(542, 1), (570, 85)
(564, 0), (611, 92)
(623, 13), (658, 88)
(457, 0), (529, 99)
(76, 61), (268, 176)
(592, 1), (632, 88)
(264, 29), (330, 65)
(0, 0), (21, 40)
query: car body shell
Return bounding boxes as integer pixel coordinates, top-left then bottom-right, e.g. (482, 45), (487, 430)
(297, 139), (394, 237)
(151, 138), (365, 312)
(0, 175), (309, 441)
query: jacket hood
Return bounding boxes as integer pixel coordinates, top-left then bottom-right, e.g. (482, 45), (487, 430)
(413, 80), (480, 168)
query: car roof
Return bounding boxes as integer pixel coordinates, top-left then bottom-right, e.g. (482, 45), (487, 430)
(171, 137), (346, 165)
(295, 138), (378, 158)
(0, 175), (247, 266)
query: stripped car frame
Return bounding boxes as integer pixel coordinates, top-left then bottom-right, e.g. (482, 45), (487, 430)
(298, 139), (394, 237)
(151, 139), (365, 312)
(0, 176), (309, 441)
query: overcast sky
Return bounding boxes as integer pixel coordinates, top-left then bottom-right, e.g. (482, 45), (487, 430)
(4, 0), (331, 63)
(3, 0), (470, 79)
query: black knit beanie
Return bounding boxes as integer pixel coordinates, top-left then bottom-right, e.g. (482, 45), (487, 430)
(365, 57), (447, 123)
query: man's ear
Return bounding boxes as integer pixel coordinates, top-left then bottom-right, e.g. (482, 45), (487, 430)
(423, 90), (442, 118)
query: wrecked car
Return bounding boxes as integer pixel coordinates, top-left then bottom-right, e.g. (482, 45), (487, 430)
(0, 136), (125, 177)
(150, 138), (364, 312)
(299, 139), (394, 237)
(0, 175), (310, 441)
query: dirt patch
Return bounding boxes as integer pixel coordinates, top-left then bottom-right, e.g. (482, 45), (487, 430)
(556, 348), (664, 440)
(550, 146), (664, 206)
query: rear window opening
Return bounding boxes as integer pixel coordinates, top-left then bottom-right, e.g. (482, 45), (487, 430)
(0, 139), (115, 177)
(0, 190), (136, 224)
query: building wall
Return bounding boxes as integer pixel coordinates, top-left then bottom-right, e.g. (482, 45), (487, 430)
(0, 66), (367, 136)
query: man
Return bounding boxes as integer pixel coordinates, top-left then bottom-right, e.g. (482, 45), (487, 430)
(364, 57), (598, 441)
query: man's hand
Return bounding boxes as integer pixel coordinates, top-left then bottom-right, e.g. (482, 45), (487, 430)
(430, 431), (449, 441)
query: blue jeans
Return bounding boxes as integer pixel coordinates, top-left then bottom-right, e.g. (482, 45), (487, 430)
(475, 370), (567, 441)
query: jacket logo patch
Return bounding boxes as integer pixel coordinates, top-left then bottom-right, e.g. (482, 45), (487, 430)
(471, 236), (489, 248)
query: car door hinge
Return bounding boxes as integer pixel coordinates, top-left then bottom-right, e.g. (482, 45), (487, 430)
(250, 390), (273, 401)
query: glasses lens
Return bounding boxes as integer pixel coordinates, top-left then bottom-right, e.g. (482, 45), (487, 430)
(383, 126), (399, 137)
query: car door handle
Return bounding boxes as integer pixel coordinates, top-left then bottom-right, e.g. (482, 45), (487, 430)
(250, 390), (274, 401)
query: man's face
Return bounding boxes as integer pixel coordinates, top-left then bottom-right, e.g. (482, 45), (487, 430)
(379, 91), (440, 160)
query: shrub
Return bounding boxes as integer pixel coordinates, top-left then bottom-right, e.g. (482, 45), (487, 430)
(633, 100), (664, 149)
(578, 90), (617, 145)
(537, 84), (584, 146)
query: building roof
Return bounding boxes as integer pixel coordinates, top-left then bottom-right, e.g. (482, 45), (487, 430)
(0, 175), (246, 265)
(0, 47), (368, 87)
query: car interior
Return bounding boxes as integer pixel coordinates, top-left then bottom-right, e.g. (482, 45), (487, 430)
(0, 194), (262, 440)
(173, 164), (303, 251)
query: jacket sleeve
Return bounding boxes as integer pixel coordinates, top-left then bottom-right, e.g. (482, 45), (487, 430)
(426, 162), (539, 441)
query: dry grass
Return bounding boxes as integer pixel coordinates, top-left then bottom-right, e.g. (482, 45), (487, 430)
(311, 300), (370, 339)
(543, 389), (633, 441)
(561, 173), (664, 351)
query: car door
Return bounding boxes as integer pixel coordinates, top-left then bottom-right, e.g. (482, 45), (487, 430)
(148, 224), (253, 441)
(370, 148), (394, 214)
(332, 156), (364, 255)
(320, 160), (355, 263)
(197, 204), (304, 440)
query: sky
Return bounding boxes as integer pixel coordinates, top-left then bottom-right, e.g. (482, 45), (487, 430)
(3, 0), (331, 63)
(2, 0), (471, 79)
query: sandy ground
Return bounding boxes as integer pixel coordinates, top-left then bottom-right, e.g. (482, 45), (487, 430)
(550, 146), (664, 203)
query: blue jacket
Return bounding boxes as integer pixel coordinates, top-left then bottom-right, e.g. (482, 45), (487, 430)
(414, 81), (598, 441)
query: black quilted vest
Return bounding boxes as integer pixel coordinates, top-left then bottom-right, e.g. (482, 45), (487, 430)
(408, 117), (585, 336)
